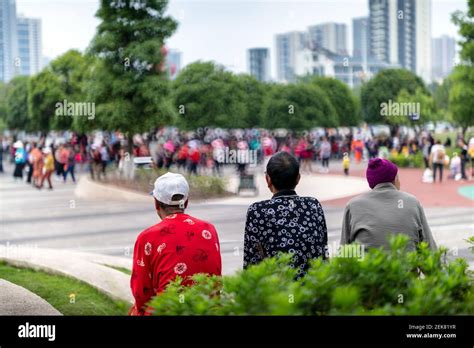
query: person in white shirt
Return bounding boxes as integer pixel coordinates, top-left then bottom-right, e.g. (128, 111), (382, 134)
(430, 140), (446, 183)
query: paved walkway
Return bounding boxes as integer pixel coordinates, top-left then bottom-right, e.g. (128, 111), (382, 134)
(0, 279), (61, 315)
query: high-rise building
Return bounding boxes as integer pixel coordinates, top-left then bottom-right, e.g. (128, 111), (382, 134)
(369, 0), (432, 82)
(247, 48), (270, 82)
(308, 22), (347, 55)
(352, 17), (370, 59)
(166, 49), (182, 80)
(0, 0), (18, 82)
(17, 16), (43, 76)
(432, 35), (456, 82)
(275, 31), (308, 82)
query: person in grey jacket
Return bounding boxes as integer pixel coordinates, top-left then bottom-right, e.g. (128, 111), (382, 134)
(341, 158), (436, 251)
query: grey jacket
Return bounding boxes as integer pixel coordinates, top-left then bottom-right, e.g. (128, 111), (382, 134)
(341, 182), (437, 251)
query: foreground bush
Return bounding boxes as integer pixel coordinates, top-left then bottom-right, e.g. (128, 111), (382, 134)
(148, 236), (474, 315)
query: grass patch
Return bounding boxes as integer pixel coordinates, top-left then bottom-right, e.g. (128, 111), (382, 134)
(0, 262), (129, 315)
(103, 264), (132, 275)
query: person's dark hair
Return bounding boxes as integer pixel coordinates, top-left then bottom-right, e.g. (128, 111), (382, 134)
(436, 140), (441, 145)
(266, 152), (300, 190)
(154, 194), (185, 211)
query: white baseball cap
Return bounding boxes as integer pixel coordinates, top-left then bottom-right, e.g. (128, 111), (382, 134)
(151, 172), (189, 206)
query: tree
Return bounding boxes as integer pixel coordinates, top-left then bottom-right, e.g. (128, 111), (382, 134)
(449, 0), (474, 136)
(50, 50), (92, 130)
(234, 74), (267, 128)
(5, 76), (30, 130)
(395, 87), (438, 127)
(449, 65), (474, 135)
(309, 77), (361, 126)
(261, 82), (338, 131)
(0, 82), (8, 130)
(452, 0), (474, 64)
(172, 62), (247, 129)
(360, 69), (427, 128)
(28, 70), (64, 134)
(88, 0), (178, 147)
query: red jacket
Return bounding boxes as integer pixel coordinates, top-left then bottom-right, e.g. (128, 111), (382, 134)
(130, 213), (222, 315)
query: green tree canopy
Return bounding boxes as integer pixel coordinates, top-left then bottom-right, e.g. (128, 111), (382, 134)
(449, 0), (474, 135)
(360, 69), (427, 125)
(449, 65), (474, 134)
(261, 82), (338, 131)
(309, 76), (361, 126)
(5, 76), (30, 131)
(28, 69), (64, 134)
(172, 62), (247, 129)
(88, 0), (177, 143)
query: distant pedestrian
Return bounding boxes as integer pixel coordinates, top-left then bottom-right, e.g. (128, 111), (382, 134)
(319, 137), (331, 173)
(469, 137), (474, 179)
(342, 152), (350, 176)
(63, 145), (76, 183)
(13, 141), (26, 180)
(341, 158), (436, 251)
(430, 140), (446, 183)
(458, 139), (468, 180)
(37, 147), (54, 190)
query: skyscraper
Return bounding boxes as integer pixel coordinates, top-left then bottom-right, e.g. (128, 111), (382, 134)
(308, 22), (347, 55)
(369, 0), (432, 82)
(352, 17), (370, 59)
(17, 16), (43, 76)
(432, 35), (456, 82)
(0, 0), (18, 82)
(275, 31), (308, 82)
(247, 48), (270, 82)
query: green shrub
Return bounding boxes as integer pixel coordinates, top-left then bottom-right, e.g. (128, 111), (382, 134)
(389, 152), (424, 168)
(147, 236), (474, 315)
(133, 168), (229, 200)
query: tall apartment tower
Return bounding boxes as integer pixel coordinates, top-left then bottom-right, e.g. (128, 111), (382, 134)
(369, 0), (432, 82)
(308, 22), (347, 55)
(0, 0), (18, 82)
(17, 16), (43, 76)
(353, 17), (370, 59)
(247, 48), (270, 82)
(275, 31), (308, 82)
(432, 35), (456, 82)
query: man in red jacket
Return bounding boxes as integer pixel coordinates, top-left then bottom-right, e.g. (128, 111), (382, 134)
(130, 172), (222, 315)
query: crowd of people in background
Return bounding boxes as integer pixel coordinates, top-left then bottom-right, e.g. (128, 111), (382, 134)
(1, 126), (474, 188)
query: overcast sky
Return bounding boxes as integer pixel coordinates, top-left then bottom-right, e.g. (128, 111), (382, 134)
(17, 0), (467, 77)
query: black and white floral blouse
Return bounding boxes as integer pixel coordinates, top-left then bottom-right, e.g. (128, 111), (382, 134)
(243, 189), (328, 278)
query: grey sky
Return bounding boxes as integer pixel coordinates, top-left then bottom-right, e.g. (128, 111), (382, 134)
(17, 0), (467, 77)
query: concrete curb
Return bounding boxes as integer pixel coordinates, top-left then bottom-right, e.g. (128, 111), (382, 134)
(0, 279), (62, 316)
(74, 176), (150, 203)
(0, 246), (133, 304)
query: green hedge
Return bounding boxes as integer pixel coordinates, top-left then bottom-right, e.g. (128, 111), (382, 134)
(389, 152), (424, 168)
(148, 236), (474, 315)
(134, 168), (229, 200)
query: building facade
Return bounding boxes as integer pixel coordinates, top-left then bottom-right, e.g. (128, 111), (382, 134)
(247, 48), (270, 82)
(432, 35), (456, 82)
(308, 22), (347, 55)
(369, 0), (432, 82)
(17, 16), (42, 76)
(353, 17), (370, 59)
(0, 0), (18, 82)
(275, 31), (308, 82)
